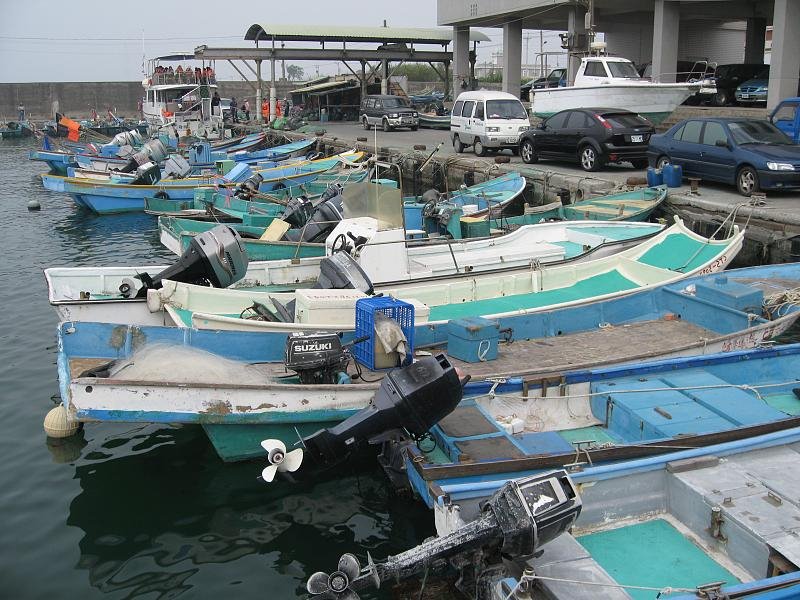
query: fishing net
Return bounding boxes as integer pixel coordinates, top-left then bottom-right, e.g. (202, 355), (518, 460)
(108, 343), (265, 384)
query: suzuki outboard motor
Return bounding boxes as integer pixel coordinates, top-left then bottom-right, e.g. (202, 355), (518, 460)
(280, 195), (314, 228)
(306, 470), (582, 600)
(127, 224), (249, 298)
(314, 251), (373, 294)
(283, 193), (344, 243)
(284, 332), (354, 385)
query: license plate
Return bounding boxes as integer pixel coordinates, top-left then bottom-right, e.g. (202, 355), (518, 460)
(505, 137), (518, 143)
(631, 135), (644, 143)
(740, 94), (750, 99)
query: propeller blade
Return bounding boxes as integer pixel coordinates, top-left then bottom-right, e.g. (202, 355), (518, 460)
(307, 571), (331, 595)
(338, 553), (361, 581)
(339, 589), (360, 600)
(280, 448), (304, 473)
(261, 438), (287, 455)
(261, 464), (278, 483)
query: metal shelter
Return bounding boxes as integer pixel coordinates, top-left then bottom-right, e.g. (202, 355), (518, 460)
(194, 24), (489, 122)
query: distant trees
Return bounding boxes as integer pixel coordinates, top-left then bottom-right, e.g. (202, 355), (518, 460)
(391, 64), (441, 82)
(286, 64), (304, 81)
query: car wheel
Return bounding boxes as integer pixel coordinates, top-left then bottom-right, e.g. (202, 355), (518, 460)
(511, 147), (519, 156)
(656, 155), (671, 170)
(362, 118), (370, 130)
(474, 139), (487, 157)
(382, 118), (391, 132)
(631, 159), (649, 170)
(713, 90), (730, 107)
(579, 145), (602, 172)
(736, 166), (760, 196)
(520, 139), (538, 164)
(453, 136), (464, 153)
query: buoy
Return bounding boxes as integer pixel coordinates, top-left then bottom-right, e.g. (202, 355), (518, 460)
(43, 405), (80, 438)
(27, 199), (41, 211)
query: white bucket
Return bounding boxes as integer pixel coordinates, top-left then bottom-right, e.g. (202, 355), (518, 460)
(462, 204), (479, 215)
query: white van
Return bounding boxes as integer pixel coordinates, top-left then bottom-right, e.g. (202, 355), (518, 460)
(450, 90), (530, 157)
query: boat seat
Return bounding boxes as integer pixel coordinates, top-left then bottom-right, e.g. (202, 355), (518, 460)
(660, 369), (788, 426)
(513, 431), (574, 456)
(454, 436), (524, 461)
(437, 404), (501, 438)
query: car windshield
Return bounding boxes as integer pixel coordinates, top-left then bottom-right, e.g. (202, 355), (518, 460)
(607, 61), (641, 78)
(728, 121), (791, 145)
(603, 113), (650, 128)
(382, 97), (408, 108)
(486, 99), (528, 119)
(754, 66), (770, 79)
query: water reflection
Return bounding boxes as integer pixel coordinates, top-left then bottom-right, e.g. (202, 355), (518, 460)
(67, 425), (435, 599)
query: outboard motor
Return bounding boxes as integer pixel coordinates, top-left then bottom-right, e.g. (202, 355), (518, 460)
(126, 224), (248, 298)
(118, 139), (170, 173)
(280, 195), (314, 228)
(314, 251), (373, 294)
(129, 162), (161, 185)
(283, 193), (344, 243)
(283, 332), (358, 385)
(305, 470), (582, 600)
(233, 173), (264, 200)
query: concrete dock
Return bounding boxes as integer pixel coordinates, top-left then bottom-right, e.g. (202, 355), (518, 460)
(281, 121), (800, 266)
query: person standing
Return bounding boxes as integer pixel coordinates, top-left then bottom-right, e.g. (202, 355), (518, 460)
(242, 98), (250, 121)
(211, 91), (221, 117)
(18, 103), (24, 122)
(230, 97), (238, 123)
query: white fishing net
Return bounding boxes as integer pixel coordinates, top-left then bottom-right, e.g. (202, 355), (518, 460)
(108, 343), (265, 384)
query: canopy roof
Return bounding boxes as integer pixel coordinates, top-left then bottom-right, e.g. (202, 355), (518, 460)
(244, 24), (489, 44)
(291, 79), (358, 94)
(152, 53), (199, 62)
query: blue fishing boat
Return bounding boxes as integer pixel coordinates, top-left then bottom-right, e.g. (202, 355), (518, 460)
(403, 171), (525, 219)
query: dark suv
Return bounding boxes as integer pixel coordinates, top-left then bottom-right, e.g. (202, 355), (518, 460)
(519, 108), (654, 171)
(360, 95), (418, 132)
(701, 63), (766, 106)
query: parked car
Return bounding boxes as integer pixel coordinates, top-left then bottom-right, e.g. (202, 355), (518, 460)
(697, 63), (765, 106)
(359, 95), (418, 131)
(647, 117), (800, 195)
(518, 108), (654, 171)
(532, 68), (567, 89)
(450, 90), (530, 157)
(735, 66), (770, 105)
(770, 97), (800, 143)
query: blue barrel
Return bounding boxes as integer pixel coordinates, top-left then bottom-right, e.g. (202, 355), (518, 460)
(663, 164), (683, 188)
(646, 167), (663, 187)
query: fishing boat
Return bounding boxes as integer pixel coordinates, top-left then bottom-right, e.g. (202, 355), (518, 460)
(501, 185), (668, 225)
(417, 113), (451, 130)
(0, 120), (33, 139)
(167, 216), (744, 334)
(404, 171), (525, 219)
(46, 220), (663, 325)
(530, 55), (698, 125)
(412, 424), (800, 600)
(54, 263), (800, 462)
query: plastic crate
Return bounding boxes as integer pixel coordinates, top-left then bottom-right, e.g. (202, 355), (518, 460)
(353, 297), (415, 371)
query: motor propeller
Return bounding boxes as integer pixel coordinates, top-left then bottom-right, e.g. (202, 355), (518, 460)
(259, 439), (303, 483)
(306, 553), (374, 600)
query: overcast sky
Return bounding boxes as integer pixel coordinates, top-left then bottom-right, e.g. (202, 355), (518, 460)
(0, 1), (570, 83)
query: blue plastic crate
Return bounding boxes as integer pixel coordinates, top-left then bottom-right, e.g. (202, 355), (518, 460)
(354, 297), (415, 371)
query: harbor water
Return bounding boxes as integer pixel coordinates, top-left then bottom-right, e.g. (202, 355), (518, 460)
(0, 138), (436, 599)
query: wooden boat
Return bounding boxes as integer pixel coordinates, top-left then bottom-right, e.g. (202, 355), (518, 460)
(55, 264), (800, 462)
(46, 221), (663, 326)
(494, 185), (668, 226)
(418, 113), (451, 129)
(428, 418), (800, 600)
(168, 217), (744, 334)
(404, 171), (525, 219)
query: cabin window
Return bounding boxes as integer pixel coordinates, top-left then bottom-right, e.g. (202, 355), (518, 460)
(701, 122), (728, 146)
(474, 102), (484, 120)
(453, 100), (464, 116)
(147, 91), (154, 103)
(546, 111), (570, 129)
(607, 61), (640, 78)
(678, 120), (703, 144)
(462, 101), (475, 118)
(584, 61), (608, 77)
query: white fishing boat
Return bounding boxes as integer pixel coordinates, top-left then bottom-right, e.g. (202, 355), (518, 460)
(530, 55), (698, 125)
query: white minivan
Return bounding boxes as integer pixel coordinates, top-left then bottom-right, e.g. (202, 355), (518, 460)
(450, 90), (530, 156)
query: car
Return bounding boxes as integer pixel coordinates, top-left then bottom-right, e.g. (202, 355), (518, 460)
(647, 117), (800, 196)
(698, 63), (765, 106)
(450, 90), (530, 157)
(359, 95), (418, 131)
(532, 68), (567, 90)
(518, 108), (654, 171)
(735, 66), (770, 105)
(770, 97), (800, 143)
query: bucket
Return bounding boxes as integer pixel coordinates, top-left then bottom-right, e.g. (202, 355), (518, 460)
(663, 164), (683, 188)
(646, 167), (663, 187)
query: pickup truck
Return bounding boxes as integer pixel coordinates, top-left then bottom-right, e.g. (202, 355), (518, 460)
(771, 97), (800, 143)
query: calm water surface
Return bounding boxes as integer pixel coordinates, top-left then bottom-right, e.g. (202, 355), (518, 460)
(0, 139), (435, 599)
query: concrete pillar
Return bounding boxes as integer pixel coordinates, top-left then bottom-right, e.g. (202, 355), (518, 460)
(380, 59), (389, 95)
(269, 38), (277, 123)
(768, 0), (800, 109)
(502, 21), (522, 96)
(652, 0), (680, 83)
(360, 61), (368, 99)
(452, 26), (470, 98)
(744, 17), (767, 64)
(567, 6), (587, 85)
(255, 60), (262, 123)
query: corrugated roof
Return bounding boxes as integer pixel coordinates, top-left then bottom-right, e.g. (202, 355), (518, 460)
(291, 79), (358, 93)
(245, 24), (489, 44)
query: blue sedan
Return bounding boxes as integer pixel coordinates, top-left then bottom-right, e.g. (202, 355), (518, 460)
(647, 117), (800, 196)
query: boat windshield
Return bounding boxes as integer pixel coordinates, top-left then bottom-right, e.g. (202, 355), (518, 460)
(729, 121), (791, 145)
(486, 100), (528, 120)
(607, 61), (641, 79)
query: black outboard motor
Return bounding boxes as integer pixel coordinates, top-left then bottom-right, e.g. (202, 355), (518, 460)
(280, 195), (314, 228)
(284, 332), (354, 385)
(129, 162), (162, 185)
(125, 224), (249, 298)
(282, 193), (344, 243)
(314, 251), (374, 294)
(233, 173), (264, 200)
(305, 470), (582, 600)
